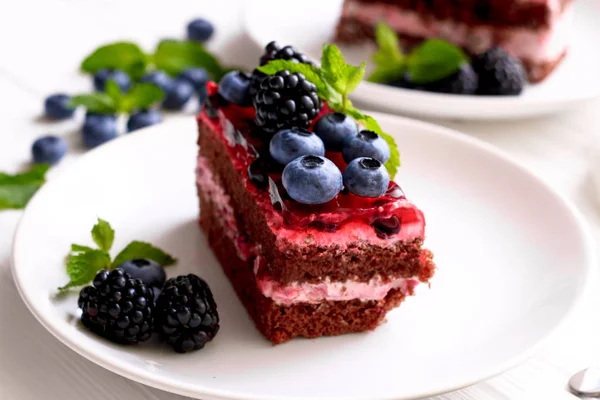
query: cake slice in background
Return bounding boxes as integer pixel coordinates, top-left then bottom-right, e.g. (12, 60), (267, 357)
(335, 0), (574, 82)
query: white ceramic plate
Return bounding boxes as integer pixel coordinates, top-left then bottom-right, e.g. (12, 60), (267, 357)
(244, 0), (600, 120)
(12, 115), (595, 400)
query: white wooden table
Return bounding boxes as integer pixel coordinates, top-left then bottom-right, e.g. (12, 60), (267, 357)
(1, 1), (599, 399)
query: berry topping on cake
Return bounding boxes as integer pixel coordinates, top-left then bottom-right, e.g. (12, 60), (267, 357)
(269, 127), (325, 165)
(154, 274), (220, 353)
(218, 70), (253, 106)
(32, 135), (68, 165)
(313, 112), (359, 151)
(342, 130), (390, 163)
(343, 157), (390, 197)
(282, 155), (342, 204)
(93, 69), (131, 93)
(44, 94), (74, 120)
(473, 47), (526, 96)
(253, 70), (321, 134)
(117, 259), (166, 290)
(78, 268), (154, 344)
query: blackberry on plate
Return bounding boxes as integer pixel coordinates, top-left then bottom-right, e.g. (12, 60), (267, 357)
(154, 274), (220, 353)
(253, 70), (321, 134)
(472, 47), (526, 96)
(78, 268), (154, 345)
(415, 63), (478, 95)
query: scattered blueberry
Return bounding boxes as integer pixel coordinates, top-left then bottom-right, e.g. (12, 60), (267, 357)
(472, 47), (526, 95)
(127, 110), (163, 132)
(282, 155), (342, 204)
(162, 78), (194, 110)
(93, 69), (131, 92)
(269, 127), (325, 165)
(416, 63), (478, 95)
(343, 157), (390, 198)
(117, 259), (166, 289)
(140, 70), (173, 92)
(178, 68), (208, 92)
(313, 112), (359, 151)
(186, 18), (215, 42)
(44, 94), (74, 120)
(342, 130), (390, 164)
(218, 71), (252, 106)
(32, 135), (68, 165)
(82, 114), (117, 148)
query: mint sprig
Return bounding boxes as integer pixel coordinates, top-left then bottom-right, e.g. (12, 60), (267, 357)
(59, 218), (177, 291)
(0, 164), (49, 211)
(368, 22), (469, 84)
(81, 42), (148, 80)
(68, 80), (164, 114)
(258, 44), (400, 178)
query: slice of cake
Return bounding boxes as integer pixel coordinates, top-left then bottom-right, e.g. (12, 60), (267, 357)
(335, 0), (574, 82)
(196, 42), (435, 344)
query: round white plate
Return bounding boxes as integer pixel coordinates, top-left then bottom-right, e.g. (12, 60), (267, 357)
(244, 0), (600, 120)
(12, 115), (595, 400)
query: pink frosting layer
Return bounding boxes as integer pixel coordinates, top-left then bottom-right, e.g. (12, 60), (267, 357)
(344, 0), (573, 63)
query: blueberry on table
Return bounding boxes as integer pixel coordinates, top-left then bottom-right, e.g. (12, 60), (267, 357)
(32, 135), (68, 165)
(313, 112), (359, 151)
(93, 69), (131, 92)
(342, 130), (390, 164)
(186, 18), (215, 42)
(117, 259), (166, 289)
(343, 157), (390, 198)
(127, 110), (162, 132)
(162, 78), (194, 110)
(82, 114), (117, 148)
(269, 127), (325, 165)
(44, 94), (74, 120)
(218, 70), (252, 106)
(140, 70), (173, 92)
(178, 68), (209, 93)
(472, 47), (526, 96)
(282, 155), (343, 204)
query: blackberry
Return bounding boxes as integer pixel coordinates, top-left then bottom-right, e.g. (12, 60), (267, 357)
(78, 269), (154, 344)
(254, 70), (321, 134)
(472, 47), (526, 95)
(154, 274), (220, 353)
(415, 63), (478, 95)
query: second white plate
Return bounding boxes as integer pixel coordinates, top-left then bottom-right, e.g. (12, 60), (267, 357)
(244, 0), (600, 120)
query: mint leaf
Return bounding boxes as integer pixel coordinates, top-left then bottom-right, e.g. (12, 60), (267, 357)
(257, 60), (331, 99)
(81, 42), (148, 80)
(406, 39), (468, 84)
(372, 22), (404, 67)
(68, 93), (117, 114)
(91, 218), (114, 252)
(368, 65), (406, 84)
(321, 44), (365, 97)
(112, 241), (177, 268)
(59, 249), (111, 291)
(104, 79), (122, 104)
(120, 83), (164, 113)
(154, 40), (225, 80)
(71, 244), (94, 253)
(0, 164), (49, 210)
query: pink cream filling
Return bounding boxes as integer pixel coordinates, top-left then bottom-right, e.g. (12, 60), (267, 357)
(343, 0), (573, 63)
(196, 155), (421, 305)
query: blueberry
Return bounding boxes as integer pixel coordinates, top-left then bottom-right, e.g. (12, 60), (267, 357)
(187, 18), (215, 42)
(93, 69), (131, 93)
(140, 70), (173, 92)
(343, 157), (390, 198)
(82, 114), (117, 148)
(32, 135), (68, 165)
(85, 112), (116, 124)
(313, 112), (359, 151)
(44, 94), (74, 120)
(127, 110), (162, 132)
(218, 71), (252, 106)
(117, 259), (166, 289)
(178, 68), (209, 92)
(269, 127), (325, 165)
(282, 155), (342, 204)
(342, 130), (390, 164)
(162, 78), (194, 110)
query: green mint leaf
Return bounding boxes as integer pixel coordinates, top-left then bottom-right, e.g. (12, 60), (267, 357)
(68, 93), (117, 114)
(71, 244), (94, 253)
(368, 65), (406, 84)
(59, 249), (111, 291)
(321, 44), (365, 97)
(0, 164), (49, 210)
(81, 42), (148, 80)
(372, 22), (404, 67)
(406, 39), (469, 84)
(112, 240), (177, 268)
(104, 79), (122, 104)
(153, 39), (225, 80)
(91, 218), (114, 252)
(119, 83), (164, 113)
(257, 60), (331, 98)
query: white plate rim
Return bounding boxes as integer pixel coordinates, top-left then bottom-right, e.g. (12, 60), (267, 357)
(10, 114), (598, 400)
